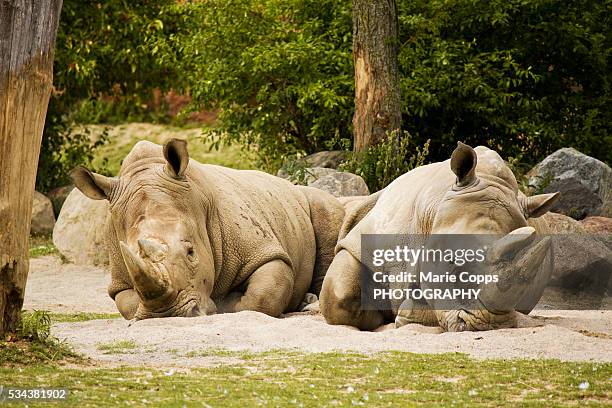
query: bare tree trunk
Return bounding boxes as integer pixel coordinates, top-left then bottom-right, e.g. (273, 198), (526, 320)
(352, 0), (402, 152)
(0, 0), (63, 335)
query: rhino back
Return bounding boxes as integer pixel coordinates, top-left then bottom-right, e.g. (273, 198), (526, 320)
(336, 161), (451, 260)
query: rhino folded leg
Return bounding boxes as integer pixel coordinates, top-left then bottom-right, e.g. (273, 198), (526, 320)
(395, 298), (438, 328)
(320, 250), (384, 331)
(114, 289), (140, 320)
(230, 259), (295, 317)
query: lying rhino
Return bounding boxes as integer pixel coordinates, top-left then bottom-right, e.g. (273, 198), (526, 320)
(71, 139), (344, 320)
(320, 142), (559, 331)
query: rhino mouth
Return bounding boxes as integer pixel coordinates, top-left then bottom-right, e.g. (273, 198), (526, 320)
(134, 290), (201, 320)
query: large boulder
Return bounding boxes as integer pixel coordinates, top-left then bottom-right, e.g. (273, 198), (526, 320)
(527, 148), (612, 219)
(52, 189), (109, 266)
(46, 185), (74, 217)
(531, 212), (611, 306)
(30, 191), (56, 235)
(547, 233), (611, 296)
(539, 211), (586, 234)
(580, 216), (612, 234)
(308, 169), (369, 197)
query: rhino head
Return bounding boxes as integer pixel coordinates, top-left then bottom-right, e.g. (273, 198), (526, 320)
(429, 142), (559, 329)
(71, 139), (217, 320)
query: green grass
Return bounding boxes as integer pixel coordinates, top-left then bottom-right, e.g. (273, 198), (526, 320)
(96, 340), (138, 354)
(0, 311), (82, 367)
(49, 312), (122, 323)
(29, 235), (58, 258)
(0, 352), (608, 406)
(87, 123), (256, 176)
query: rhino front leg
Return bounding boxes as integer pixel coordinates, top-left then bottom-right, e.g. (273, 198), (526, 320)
(223, 260), (295, 317)
(115, 289), (140, 320)
(320, 250), (384, 330)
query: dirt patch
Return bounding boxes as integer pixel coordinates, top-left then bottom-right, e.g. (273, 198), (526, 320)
(26, 256), (612, 366)
(24, 256), (116, 313)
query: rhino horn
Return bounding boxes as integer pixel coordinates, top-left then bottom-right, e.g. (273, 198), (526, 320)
(487, 226), (536, 262)
(479, 230), (551, 312)
(137, 238), (167, 262)
(119, 241), (169, 300)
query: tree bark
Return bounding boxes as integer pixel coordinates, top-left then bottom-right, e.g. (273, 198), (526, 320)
(0, 0), (63, 335)
(352, 0), (402, 151)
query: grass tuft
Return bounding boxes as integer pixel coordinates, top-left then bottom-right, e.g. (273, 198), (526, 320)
(97, 340), (138, 354)
(29, 235), (58, 258)
(0, 310), (81, 367)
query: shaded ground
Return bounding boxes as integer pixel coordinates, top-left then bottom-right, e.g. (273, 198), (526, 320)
(25, 255), (612, 366)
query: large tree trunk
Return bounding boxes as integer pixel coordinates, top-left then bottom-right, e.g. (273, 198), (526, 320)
(352, 0), (402, 152)
(0, 0), (63, 335)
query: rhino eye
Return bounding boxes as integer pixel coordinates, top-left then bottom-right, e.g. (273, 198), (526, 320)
(184, 242), (196, 260)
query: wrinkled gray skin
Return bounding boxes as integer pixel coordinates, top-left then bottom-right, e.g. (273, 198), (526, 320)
(320, 143), (560, 332)
(71, 139), (345, 320)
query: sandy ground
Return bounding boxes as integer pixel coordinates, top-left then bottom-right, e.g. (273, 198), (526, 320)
(25, 256), (116, 313)
(25, 256), (612, 365)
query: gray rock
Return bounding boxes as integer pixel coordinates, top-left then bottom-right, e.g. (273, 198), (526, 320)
(277, 151), (348, 180)
(528, 148), (612, 219)
(302, 150), (347, 169)
(53, 189), (109, 266)
(548, 234), (611, 297)
(46, 185), (74, 217)
(308, 170), (369, 197)
(31, 191), (56, 235)
(303, 167), (338, 184)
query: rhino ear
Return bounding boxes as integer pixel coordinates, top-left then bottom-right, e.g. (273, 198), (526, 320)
(70, 166), (115, 200)
(163, 139), (189, 178)
(450, 141), (478, 187)
(522, 192), (560, 218)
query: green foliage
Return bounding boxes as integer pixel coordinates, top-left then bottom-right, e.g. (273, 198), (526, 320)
(53, 0), (177, 117)
(159, 0), (354, 171)
(19, 311), (52, 343)
(397, 0), (612, 164)
(39, 0), (610, 191)
(37, 112), (110, 191)
(0, 311), (80, 366)
(37, 0), (178, 191)
(29, 234), (58, 258)
(342, 132), (430, 191)
(160, 0), (609, 171)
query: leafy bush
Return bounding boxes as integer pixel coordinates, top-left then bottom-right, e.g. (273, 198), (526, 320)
(37, 0), (178, 191)
(39, 0), (610, 191)
(37, 107), (110, 192)
(397, 0), (611, 164)
(342, 132), (430, 192)
(161, 0), (610, 170)
(159, 0), (354, 171)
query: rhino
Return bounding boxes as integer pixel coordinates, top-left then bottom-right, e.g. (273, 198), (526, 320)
(319, 142), (560, 331)
(70, 139), (345, 320)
